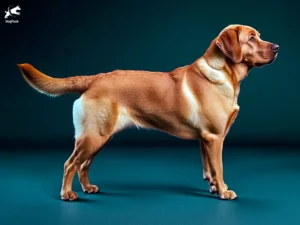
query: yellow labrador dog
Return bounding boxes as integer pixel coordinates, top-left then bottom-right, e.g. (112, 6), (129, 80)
(18, 24), (279, 201)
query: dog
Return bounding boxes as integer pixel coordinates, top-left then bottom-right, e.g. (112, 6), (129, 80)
(18, 24), (279, 201)
(4, 5), (21, 19)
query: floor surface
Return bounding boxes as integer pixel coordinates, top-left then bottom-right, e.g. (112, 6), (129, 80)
(0, 146), (299, 225)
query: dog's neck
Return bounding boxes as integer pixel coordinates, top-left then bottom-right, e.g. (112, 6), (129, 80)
(200, 40), (250, 83)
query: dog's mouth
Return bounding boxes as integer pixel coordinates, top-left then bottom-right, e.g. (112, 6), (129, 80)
(269, 53), (278, 64)
(254, 62), (264, 67)
(254, 53), (278, 68)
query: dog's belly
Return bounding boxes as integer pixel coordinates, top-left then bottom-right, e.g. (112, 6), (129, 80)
(113, 107), (202, 140)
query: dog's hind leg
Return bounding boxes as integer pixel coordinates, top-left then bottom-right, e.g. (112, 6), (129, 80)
(60, 97), (116, 201)
(78, 156), (98, 194)
(61, 134), (111, 201)
(77, 136), (112, 193)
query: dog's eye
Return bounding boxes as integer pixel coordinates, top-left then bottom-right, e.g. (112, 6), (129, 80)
(249, 36), (255, 42)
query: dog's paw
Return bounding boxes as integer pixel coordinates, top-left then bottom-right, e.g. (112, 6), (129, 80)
(210, 183), (228, 194)
(220, 190), (237, 200)
(83, 184), (100, 194)
(206, 176), (228, 194)
(61, 190), (79, 201)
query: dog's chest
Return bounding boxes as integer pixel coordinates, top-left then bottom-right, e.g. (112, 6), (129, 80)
(181, 74), (237, 131)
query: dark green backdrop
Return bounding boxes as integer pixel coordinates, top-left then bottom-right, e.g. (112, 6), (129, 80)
(1, 0), (299, 147)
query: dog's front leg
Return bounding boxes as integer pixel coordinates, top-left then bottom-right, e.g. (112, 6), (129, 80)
(201, 132), (237, 200)
(200, 140), (228, 194)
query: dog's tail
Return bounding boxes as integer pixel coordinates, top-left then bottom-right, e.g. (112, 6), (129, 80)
(17, 63), (99, 97)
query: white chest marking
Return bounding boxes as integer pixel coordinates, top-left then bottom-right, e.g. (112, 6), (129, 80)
(198, 58), (226, 84)
(182, 76), (201, 128)
(198, 58), (234, 98)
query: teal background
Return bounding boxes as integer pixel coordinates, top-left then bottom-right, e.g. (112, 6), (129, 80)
(1, 0), (299, 146)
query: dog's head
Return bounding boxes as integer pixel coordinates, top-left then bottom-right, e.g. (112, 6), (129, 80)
(215, 25), (279, 67)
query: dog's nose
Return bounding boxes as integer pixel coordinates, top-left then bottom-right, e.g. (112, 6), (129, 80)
(271, 44), (279, 53)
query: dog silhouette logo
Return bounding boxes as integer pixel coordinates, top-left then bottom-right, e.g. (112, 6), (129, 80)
(4, 5), (21, 19)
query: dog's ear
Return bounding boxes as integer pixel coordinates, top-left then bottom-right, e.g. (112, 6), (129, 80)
(216, 27), (242, 63)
